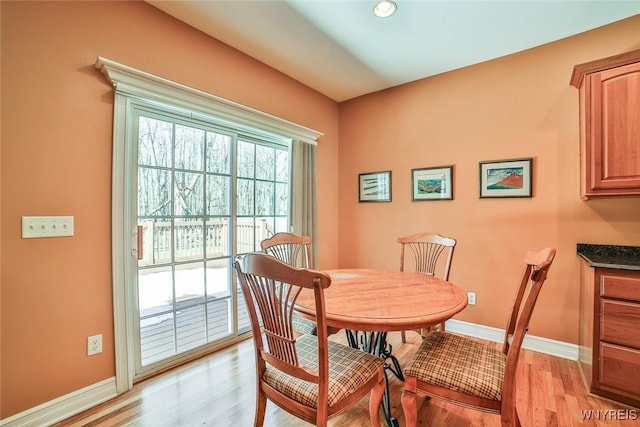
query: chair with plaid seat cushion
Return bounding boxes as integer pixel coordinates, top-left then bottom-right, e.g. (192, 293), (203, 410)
(398, 232), (457, 341)
(401, 247), (556, 427)
(234, 252), (386, 426)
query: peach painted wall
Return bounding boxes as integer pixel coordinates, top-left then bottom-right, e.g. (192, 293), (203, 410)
(338, 15), (640, 345)
(0, 1), (339, 418)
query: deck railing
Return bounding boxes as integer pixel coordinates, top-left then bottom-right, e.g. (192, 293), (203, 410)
(138, 219), (270, 266)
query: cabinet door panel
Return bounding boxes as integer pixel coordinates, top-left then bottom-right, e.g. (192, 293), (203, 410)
(600, 300), (640, 348)
(599, 342), (640, 396)
(590, 62), (640, 191)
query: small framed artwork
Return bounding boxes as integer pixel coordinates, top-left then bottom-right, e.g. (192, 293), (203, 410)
(479, 158), (532, 198)
(411, 166), (453, 201)
(359, 171), (392, 202)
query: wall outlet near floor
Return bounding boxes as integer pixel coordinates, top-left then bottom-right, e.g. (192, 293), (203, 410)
(467, 291), (477, 306)
(87, 334), (103, 356)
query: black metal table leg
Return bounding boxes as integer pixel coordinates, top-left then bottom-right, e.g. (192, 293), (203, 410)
(345, 330), (403, 427)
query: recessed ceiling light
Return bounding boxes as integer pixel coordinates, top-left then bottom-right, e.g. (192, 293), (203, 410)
(373, 0), (397, 18)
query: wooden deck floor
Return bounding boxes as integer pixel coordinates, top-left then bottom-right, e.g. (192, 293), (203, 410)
(140, 296), (249, 366)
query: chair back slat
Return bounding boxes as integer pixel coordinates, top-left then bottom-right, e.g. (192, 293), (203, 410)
(247, 273), (299, 364)
(398, 232), (456, 280)
(407, 242), (445, 276)
(261, 232), (312, 268)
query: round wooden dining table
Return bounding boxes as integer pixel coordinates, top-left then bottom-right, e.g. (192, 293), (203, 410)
(295, 268), (468, 332)
(295, 268), (468, 427)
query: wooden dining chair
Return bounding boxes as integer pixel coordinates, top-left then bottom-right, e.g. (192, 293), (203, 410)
(400, 247), (556, 427)
(234, 253), (386, 427)
(398, 232), (457, 341)
(261, 232), (328, 336)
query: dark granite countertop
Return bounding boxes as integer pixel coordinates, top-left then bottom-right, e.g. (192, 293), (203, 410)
(577, 243), (640, 271)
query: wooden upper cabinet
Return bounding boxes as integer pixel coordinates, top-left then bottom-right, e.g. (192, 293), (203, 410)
(571, 49), (640, 199)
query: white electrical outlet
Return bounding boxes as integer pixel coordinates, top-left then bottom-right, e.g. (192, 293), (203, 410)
(467, 291), (477, 306)
(22, 216), (74, 238)
(87, 334), (103, 356)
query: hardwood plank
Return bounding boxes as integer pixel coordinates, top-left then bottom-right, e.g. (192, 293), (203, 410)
(54, 331), (638, 427)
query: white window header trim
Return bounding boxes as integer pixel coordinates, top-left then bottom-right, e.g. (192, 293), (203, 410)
(94, 56), (323, 145)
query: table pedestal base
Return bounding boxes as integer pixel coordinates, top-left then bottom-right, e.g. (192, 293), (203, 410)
(345, 330), (404, 427)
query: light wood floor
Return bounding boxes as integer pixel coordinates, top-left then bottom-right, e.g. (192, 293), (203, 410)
(54, 332), (637, 427)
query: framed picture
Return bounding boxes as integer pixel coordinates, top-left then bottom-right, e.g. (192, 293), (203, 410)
(479, 158), (532, 198)
(411, 165), (453, 201)
(359, 171), (392, 202)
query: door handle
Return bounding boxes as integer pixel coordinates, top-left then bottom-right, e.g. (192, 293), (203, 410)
(137, 225), (143, 260)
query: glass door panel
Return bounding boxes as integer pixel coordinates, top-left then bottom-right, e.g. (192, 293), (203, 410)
(135, 113), (235, 375)
(133, 108), (289, 377)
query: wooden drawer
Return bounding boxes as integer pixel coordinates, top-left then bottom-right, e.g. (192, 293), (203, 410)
(601, 274), (640, 302)
(600, 300), (640, 349)
(599, 342), (640, 396)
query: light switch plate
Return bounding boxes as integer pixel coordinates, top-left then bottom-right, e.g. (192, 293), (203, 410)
(22, 216), (74, 238)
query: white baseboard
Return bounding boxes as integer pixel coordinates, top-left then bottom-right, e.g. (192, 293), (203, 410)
(445, 319), (579, 360)
(0, 377), (117, 427)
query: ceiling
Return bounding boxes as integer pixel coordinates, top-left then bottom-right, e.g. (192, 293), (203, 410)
(145, 1), (640, 102)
